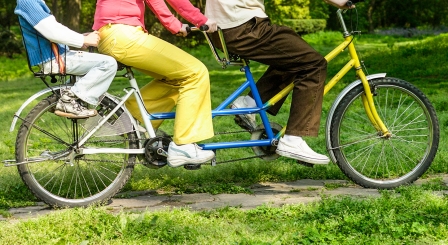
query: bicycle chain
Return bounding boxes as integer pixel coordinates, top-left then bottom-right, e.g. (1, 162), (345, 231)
(84, 128), (265, 165)
(85, 129), (257, 144)
(82, 158), (129, 164)
(82, 153), (267, 165)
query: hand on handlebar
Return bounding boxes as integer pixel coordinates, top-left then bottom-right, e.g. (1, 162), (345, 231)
(177, 21), (217, 37)
(204, 19), (218, 33)
(176, 24), (190, 37)
(325, 0), (359, 9)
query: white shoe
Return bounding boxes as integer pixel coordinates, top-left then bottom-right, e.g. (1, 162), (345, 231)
(230, 96), (257, 130)
(167, 142), (215, 167)
(276, 137), (330, 164)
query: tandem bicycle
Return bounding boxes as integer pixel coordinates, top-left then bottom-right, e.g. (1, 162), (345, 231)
(4, 5), (439, 207)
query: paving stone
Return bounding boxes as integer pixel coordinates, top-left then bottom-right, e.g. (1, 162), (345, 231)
(3, 174), (447, 221)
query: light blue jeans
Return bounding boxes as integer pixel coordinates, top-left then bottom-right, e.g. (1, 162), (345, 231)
(42, 50), (117, 105)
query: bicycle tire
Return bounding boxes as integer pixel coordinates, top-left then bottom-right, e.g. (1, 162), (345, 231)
(329, 77), (439, 189)
(15, 94), (138, 207)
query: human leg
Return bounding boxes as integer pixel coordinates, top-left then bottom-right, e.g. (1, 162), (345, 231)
(54, 50), (117, 118)
(97, 24), (214, 166)
(64, 51), (117, 105)
(214, 17), (328, 163)
(98, 24), (214, 144)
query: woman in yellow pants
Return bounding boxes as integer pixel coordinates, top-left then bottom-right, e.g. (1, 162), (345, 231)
(93, 0), (218, 167)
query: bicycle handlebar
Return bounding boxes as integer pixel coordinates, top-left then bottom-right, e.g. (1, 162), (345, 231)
(346, 0), (364, 7)
(186, 25), (209, 33)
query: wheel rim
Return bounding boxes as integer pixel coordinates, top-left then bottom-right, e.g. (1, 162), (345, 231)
(334, 83), (435, 185)
(17, 97), (136, 206)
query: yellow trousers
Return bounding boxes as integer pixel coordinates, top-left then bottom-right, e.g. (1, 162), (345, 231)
(97, 24), (214, 144)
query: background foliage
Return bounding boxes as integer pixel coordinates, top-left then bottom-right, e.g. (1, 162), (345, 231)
(1, 0), (448, 56)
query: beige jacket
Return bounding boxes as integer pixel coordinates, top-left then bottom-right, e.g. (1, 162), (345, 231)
(205, 0), (268, 29)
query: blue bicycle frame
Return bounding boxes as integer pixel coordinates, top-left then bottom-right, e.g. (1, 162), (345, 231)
(148, 63), (278, 150)
(135, 30), (280, 150)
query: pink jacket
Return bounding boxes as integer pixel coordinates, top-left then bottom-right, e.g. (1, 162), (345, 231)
(93, 0), (207, 34)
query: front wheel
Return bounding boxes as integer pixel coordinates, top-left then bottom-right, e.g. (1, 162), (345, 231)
(15, 93), (138, 207)
(328, 77), (439, 189)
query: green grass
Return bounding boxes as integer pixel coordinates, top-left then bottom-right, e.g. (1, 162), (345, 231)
(0, 32), (448, 243)
(1, 186), (448, 244)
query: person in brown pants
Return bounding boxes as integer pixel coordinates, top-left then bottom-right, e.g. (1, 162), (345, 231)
(205, 0), (354, 164)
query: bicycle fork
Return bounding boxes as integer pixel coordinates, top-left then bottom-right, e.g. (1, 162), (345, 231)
(324, 36), (391, 138)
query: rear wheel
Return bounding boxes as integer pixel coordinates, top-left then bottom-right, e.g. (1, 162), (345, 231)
(15, 93), (138, 207)
(329, 77), (439, 189)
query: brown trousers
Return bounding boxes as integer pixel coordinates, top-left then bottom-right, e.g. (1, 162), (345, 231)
(211, 17), (327, 137)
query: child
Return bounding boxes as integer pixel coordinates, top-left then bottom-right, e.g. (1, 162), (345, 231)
(15, 0), (117, 118)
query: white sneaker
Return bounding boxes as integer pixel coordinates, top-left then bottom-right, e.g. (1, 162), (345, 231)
(276, 137), (330, 164)
(167, 142), (215, 167)
(230, 96), (257, 130)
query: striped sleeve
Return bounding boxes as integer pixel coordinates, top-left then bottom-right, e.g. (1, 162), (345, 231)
(14, 0), (52, 26)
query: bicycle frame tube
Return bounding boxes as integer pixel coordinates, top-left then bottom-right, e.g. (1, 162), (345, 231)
(77, 87), (136, 147)
(348, 42), (390, 135)
(147, 63), (277, 150)
(125, 67), (157, 138)
(264, 34), (390, 136)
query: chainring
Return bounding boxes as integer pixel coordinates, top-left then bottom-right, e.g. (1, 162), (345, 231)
(250, 122), (283, 161)
(143, 136), (172, 168)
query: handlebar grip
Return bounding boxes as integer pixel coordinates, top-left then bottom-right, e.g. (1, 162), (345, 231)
(186, 25), (209, 33)
(200, 25), (209, 31)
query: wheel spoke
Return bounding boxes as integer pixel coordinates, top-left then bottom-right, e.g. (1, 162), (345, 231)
(16, 95), (137, 207)
(329, 78), (439, 188)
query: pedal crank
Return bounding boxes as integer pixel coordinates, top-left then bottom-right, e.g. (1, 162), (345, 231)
(143, 136), (171, 168)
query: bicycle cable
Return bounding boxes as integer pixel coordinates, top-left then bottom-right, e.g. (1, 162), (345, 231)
(348, 7), (370, 76)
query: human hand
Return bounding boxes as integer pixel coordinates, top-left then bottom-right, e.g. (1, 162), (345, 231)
(176, 24), (189, 37)
(83, 31), (100, 47)
(204, 19), (218, 33)
(324, 0), (355, 9)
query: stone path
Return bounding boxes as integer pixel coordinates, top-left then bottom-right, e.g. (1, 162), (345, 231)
(3, 175), (448, 221)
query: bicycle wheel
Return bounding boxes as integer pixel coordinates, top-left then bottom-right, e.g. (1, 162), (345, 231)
(15, 93), (138, 207)
(329, 77), (439, 189)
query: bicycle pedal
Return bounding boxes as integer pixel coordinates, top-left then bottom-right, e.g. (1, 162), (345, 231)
(297, 160), (314, 168)
(184, 164), (201, 170)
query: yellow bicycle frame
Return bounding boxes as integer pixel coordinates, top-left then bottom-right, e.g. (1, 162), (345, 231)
(267, 35), (391, 138)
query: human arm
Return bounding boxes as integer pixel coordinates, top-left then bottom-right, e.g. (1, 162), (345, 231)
(81, 32), (101, 49)
(145, 0), (216, 34)
(34, 16), (91, 48)
(15, 0), (85, 48)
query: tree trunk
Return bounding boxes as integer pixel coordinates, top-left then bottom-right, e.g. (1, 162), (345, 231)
(367, 0), (376, 33)
(63, 0), (82, 32)
(49, 0), (59, 20)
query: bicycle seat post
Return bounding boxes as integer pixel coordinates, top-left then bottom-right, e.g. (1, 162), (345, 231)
(124, 66), (157, 138)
